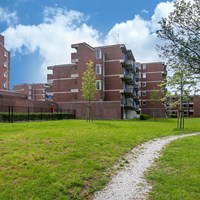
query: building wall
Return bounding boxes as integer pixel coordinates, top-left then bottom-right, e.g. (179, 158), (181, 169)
(13, 83), (50, 101)
(47, 43), (140, 119)
(58, 101), (121, 120)
(0, 90), (57, 113)
(139, 62), (166, 117)
(193, 96), (200, 117)
(0, 34), (10, 91)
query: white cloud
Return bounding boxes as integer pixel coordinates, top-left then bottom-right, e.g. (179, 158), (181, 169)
(105, 1), (174, 63)
(3, 7), (102, 80)
(0, 7), (18, 25)
(2, 1), (175, 83)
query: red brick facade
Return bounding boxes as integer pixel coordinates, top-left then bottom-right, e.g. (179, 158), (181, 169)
(139, 62), (167, 117)
(0, 35), (10, 91)
(13, 83), (50, 101)
(47, 43), (140, 119)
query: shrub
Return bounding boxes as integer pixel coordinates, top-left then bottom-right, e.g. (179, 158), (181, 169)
(140, 114), (150, 120)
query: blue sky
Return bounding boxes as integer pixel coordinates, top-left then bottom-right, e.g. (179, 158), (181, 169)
(0, 0), (174, 90)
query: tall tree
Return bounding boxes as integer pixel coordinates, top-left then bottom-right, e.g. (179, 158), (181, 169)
(157, 0), (200, 73)
(81, 60), (97, 122)
(161, 64), (199, 129)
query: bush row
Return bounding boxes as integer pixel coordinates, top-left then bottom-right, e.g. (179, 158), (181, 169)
(0, 112), (75, 122)
(140, 114), (150, 120)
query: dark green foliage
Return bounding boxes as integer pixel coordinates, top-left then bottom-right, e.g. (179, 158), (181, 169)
(0, 113), (75, 122)
(140, 114), (150, 120)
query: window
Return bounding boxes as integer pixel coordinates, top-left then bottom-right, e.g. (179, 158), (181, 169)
(4, 50), (8, 57)
(142, 82), (146, 87)
(4, 61), (8, 68)
(4, 72), (7, 78)
(96, 49), (102, 59)
(143, 64), (146, 70)
(142, 73), (146, 78)
(142, 101), (146, 105)
(96, 80), (102, 90)
(95, 64), (102, 75)
(3, 82), (8, 89)
(142, 91), (146, 96)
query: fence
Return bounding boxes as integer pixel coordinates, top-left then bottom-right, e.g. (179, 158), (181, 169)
(0, 105), (75, 123)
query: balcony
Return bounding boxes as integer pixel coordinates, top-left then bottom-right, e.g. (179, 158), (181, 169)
(121, 62), (133, 71)
(133, 83), (139, 90)
(121, 74), (133, 85)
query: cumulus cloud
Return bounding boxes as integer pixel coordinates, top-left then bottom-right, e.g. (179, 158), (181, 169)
(105, 1), (174, 62)
(3, 7), (102, 79)
(2, 1), (175, 83)
(0, 7), (18, 25)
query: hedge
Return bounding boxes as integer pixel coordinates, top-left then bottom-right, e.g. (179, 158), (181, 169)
(0, 112), (75, 122)
(140, 114), (150, 120)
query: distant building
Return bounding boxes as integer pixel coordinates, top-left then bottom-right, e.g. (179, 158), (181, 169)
(165, 96), (200, 118)
(13, 83), (51, 101)
(47, 43), (140, 119)
(139, 62), (167, 117)
(0, 34), (10, 91)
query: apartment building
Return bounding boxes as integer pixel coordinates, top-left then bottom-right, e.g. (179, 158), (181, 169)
(0, 34), (10, 91)
(139, 62), (167, 117)
(47, 42), (140, 119)
(13, 83), (51, 101)
(166, 96), (200, 118)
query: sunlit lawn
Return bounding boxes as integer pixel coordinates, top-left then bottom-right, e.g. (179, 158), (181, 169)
(0, 118), (199, 199)
(146, 135), (200, 200)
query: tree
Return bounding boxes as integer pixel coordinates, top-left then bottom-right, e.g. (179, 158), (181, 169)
(161, 64), (199, 129)
(157, 0), (200, 74)
(150, 89), (162, 120)
(81, 60), (97, 122)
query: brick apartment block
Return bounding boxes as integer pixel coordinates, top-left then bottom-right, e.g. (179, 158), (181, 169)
(0, 34), (10, 91)
(13, 83), (51, 101)
(139, 62), (167, 117)
(47, 43), (140, 119)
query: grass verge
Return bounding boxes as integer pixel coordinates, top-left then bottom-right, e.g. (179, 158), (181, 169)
(146, 135), (200, 200)
(0, 118), (199, 199)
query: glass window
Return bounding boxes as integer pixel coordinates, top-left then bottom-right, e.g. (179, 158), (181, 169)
(142, 73), (146, 78)
(96, 49), (102, 59)
(142, 82), (146, 87)
(143, 64), (146, 70)
(142, 91), (146, 96)
(142, 101), (146, 105)
(96, 64), (102, 75)
(96, 80), (102, 90)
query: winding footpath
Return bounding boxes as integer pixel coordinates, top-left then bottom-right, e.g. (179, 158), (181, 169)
(93, 133), (200, 200)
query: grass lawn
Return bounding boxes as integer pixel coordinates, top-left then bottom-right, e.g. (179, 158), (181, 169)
(0, 118), (199, 199)
(146, 135), (200, 200)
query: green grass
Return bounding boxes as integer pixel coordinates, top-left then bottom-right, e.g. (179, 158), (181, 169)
(146, 135), (200, 200)
(0, 118), (199, 199)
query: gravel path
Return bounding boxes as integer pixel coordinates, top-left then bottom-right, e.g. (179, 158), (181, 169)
(93, 132), (200, 200)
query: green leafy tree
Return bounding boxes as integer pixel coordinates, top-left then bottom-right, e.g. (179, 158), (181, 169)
(161, 64), (199, 129)
(81, 60), (97, 122)
(157, 0), (200, 74)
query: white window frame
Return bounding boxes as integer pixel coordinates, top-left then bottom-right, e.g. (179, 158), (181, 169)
(95, 64), (102, 75)
(142, 82), (146, 87)
(96, 80), (102, 90)
(95, 49), (102, 59)
(142, 73), (146, 78)
(142, 91), (146, 96)
(143, 64), (146, 70)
